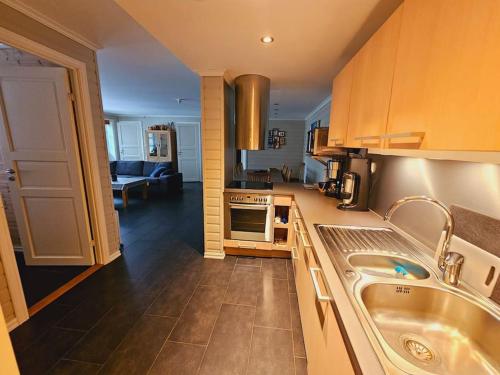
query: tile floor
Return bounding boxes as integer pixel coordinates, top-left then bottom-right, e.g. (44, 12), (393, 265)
(9, 183), (307, 374)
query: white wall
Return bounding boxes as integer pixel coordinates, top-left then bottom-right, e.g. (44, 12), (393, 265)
(246, 119), (305, 176)
(114, 115), (201, 160)
(303, 97), (331, 183)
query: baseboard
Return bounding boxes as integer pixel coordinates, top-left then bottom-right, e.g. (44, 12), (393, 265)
(7, 318), (19, 332)
(106, 250), (121, 263)
(204, 250), (225, 259)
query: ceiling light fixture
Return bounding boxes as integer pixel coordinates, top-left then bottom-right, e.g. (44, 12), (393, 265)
(260, 35), (274, 44)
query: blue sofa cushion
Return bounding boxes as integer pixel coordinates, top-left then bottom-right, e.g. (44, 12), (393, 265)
(109, 161), (117, 175)
(150, 166), (167, 177)
(115, 161), (144, 176)
(143, 161), (171, 176)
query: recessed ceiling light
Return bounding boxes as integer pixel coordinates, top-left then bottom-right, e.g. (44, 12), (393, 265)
(273, 103), (279, 106)
(260, 35), (274, 44)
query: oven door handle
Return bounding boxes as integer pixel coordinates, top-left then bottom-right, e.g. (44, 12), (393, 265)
(228, 203), (270, 210)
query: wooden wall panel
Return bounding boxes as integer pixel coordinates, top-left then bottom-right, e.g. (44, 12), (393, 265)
(0, 2), (121, 323)
(201, 77), (225, 258)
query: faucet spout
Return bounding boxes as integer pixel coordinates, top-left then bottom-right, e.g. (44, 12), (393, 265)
(383, 196), (455, 272)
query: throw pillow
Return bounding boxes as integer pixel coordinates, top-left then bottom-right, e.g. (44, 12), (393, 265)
(150, 166), (167, 177)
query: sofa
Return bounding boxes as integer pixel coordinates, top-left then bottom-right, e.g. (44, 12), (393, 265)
(110, 160), (183, 194)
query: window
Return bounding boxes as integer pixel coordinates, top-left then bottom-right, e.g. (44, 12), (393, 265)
(105, 122), (117, 161)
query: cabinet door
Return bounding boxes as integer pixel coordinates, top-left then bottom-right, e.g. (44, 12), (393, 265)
(346, 5), (403, 148)
(386, 0), (500, 151)
(328, 59), (354, 147)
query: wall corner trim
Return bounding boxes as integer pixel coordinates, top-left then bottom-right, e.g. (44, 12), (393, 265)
(305, 95), (332, 122)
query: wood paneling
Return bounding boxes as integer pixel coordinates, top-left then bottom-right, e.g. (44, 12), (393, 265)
(346, 5), (403, 148)
(201, 77), (225, 258)
(0, 2), (120, 323)
(386, 0), (500, 151)
(328, 59), (354, 147)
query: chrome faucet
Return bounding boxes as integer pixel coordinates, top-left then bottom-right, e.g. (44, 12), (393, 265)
(383, 196), (464, 286)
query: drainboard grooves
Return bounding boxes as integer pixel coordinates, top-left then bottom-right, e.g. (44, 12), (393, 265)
(316, 225), (420, 256)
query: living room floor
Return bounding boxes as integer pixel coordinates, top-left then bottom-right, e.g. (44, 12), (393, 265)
(9, 182), (307, 375)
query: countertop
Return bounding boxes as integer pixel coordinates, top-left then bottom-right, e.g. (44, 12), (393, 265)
(225, 182), (388, 374)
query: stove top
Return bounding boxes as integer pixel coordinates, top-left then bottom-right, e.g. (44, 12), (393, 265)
(227, 181), (274, 190)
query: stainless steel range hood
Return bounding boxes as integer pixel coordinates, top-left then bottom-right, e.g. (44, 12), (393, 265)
(235, 74), (270, 150)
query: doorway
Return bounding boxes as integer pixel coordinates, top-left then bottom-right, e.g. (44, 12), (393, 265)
(0, 46), (96, 315)
(176, 122), (201, 182)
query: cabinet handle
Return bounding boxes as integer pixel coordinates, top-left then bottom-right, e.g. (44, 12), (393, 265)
(293, 221), (300, 233)
(294, 208), (301, 219)
(291, 246), (299, 260)
(329, 138), (344, 146)
(300, 231), (312, 248)
(310, 267), (332, 302)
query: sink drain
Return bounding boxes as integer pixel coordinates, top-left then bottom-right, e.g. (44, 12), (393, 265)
(400, 334), (440, 366)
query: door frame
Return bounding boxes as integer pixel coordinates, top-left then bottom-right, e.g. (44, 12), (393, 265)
(0, 26), (111, 329)
(175, 122), (202, 182)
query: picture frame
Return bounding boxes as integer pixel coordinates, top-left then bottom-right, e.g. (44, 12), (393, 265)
(278, 130), (286, 137)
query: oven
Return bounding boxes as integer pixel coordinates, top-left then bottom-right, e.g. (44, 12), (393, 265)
(224, 193), (274, 242)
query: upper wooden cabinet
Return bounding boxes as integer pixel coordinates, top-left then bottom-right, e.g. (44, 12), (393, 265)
(346, 5), (403, 148)
(386, 0), (500, 151)
(328, 59), (354, 148)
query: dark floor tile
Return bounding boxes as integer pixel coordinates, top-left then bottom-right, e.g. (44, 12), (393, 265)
(49, 359), (101, 375)
(224, 267), (262, 306)
(17, 327), (85, 375)
(295, 357), (308, 375)
(236, 256), (262, 267)
(199, 268), (233, 287)
(99, 315), (177, 375)
(11, 303), (74, 355)
(65, 292), (155, 364)
(262, 258), (288, 279)
(287, 260), (297, 293)
(289, 293), (306, 357)
(169, 285), (226, 345)
(146, 271), (200, 317)
(148, 342), (205, 375)
(247, 326), (295, 375)
(255, 277), (292, 330)
(198, 304), (255, 375)
(14, 252), (90, 308)
(56, 298), (113, 331)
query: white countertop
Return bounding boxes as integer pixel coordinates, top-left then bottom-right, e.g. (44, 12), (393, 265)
(225, 182), (387, 374)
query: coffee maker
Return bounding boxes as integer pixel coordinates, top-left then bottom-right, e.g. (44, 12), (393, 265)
(337, 157), (371, 211)
(324, 157), (346, 199)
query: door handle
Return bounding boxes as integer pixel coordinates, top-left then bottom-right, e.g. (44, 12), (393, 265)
(4, 169), (15, 174)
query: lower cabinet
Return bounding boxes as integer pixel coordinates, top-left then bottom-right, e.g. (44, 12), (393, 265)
(294, 218), (354, 375)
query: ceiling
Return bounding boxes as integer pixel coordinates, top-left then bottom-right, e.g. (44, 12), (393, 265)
(115, 0), (402, 119)
(10, 0), (201, 116)
(9, 0), (401, 119)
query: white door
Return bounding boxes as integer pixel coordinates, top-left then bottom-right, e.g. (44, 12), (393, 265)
(117, 121), (143, 160)
(176, 123), (200, 182)
(0, 66), (94, 266)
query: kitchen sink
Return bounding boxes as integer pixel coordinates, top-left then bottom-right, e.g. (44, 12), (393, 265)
(314, 224), (500, 375)
(348, 254), (430, 280)
(361, 283), (500, 375)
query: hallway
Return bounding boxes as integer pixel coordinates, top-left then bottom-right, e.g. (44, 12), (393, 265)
(9, 183), (307, 374)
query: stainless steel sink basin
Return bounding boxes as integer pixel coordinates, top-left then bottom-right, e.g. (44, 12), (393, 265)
(361, 283), (500, 375)
(314, 224), (500, 375)
(348, 254), (430, 280)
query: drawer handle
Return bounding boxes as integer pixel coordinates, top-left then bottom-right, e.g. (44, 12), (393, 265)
(294, 208), (301, 219)
(291, 246), (299, 260)
(329, 138), (344, 146)
(310, 267), (331, 302)
(300, 231), (312, 248)
(238, 243), (256, 249)
(293, 221), (300, 233)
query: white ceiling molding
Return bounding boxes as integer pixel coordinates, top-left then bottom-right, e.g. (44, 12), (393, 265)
(305, 95), (332, 122)
(0, 0), (101, 50)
